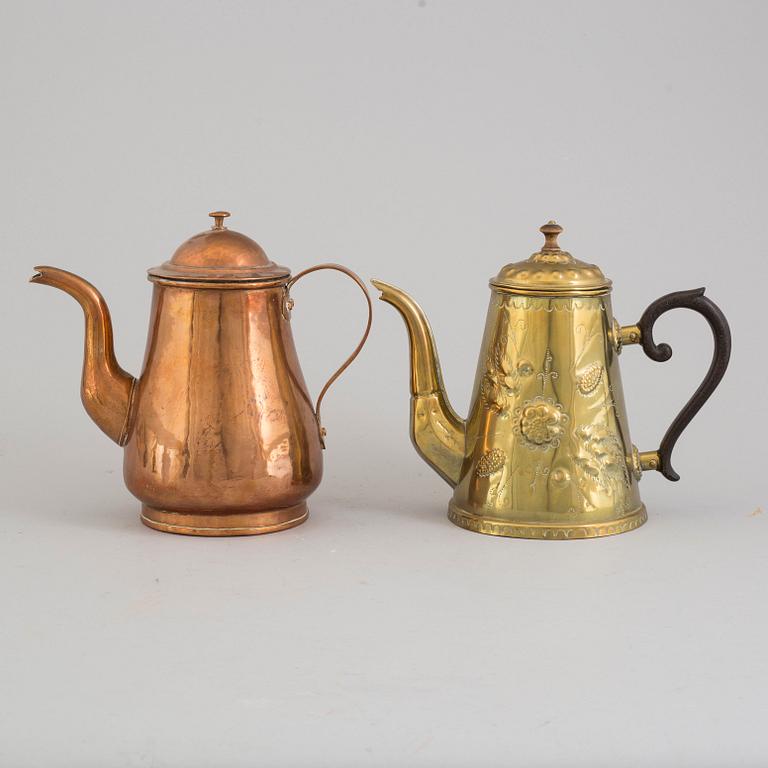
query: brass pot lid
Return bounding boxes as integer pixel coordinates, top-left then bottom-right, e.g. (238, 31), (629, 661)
(148, 211), (291, 283)
(491, 221), (611, 295)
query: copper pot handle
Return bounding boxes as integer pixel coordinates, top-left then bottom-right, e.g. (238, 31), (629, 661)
(285, 263), (373, 447)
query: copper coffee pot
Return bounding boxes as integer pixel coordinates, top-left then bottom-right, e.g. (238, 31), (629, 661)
(373, 221), (731, 540)
(31, 211), (372, 536)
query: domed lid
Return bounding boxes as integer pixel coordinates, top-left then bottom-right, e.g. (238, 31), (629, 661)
(148, 211), (291, 283)
(491, 221), (611, 295)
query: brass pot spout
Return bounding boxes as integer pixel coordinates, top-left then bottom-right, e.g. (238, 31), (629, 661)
(371, 279), (465, 486)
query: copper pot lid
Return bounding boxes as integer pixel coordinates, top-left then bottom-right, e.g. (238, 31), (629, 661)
(148, 211), (291, 283)
(491, 221), (611, 295)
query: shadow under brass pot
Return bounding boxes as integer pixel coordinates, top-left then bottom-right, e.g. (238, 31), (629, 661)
(32, 211), (372, 536)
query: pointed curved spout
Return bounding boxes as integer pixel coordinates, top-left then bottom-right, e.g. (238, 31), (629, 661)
(31, 266), (136, 445)
(371, 280), (465, 486)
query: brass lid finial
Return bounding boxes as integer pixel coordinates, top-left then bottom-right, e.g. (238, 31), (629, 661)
(209, 211), (231, 230)
(490, 219), (610, 294)
(540, 220), (562, 252)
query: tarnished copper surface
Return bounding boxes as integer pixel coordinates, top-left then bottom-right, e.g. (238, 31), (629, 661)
(30, 266), (136, 445)
(124, 282), (324, 524)
(148, 210), (290, 283)
(31, 212), (371, 536)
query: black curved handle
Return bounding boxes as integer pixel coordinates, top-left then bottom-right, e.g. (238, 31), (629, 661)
(633, 287), (731, 481)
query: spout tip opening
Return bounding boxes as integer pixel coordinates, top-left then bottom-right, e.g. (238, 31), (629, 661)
(29, 265), (68, 287)
(370, 278), (394, 298)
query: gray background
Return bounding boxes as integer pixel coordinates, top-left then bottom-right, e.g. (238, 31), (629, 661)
(1, 1), (766, 766)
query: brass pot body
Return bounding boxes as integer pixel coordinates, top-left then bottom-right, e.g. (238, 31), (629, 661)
(374, 221), (730, 540)
(126, 282), (323, 536)
(447, 290), (645, 539)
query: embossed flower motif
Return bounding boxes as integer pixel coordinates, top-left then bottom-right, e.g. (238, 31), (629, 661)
(514, 396), (568, 450)
(521, 404), (561, 444)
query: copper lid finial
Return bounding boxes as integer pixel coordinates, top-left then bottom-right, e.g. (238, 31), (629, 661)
(148, 211), (290, 284)
(209, 211), (231, 230)
(540, 220), (562, 252)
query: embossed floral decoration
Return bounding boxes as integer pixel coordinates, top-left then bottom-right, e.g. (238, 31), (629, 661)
(514, 395), (568, 450)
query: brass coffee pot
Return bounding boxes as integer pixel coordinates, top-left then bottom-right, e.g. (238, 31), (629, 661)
(373, 221), (731, 539)
(32, 211), (371, 536)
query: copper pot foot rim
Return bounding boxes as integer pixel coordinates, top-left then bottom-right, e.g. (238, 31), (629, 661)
(447, 503), (647, 540)
(140, 502), (309, 537)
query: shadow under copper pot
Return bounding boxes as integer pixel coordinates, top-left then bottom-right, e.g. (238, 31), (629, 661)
(31, 211), (372, 536)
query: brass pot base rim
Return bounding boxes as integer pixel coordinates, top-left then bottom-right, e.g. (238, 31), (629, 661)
(140, 502), (309, 537)
(447, 503), (647, 540)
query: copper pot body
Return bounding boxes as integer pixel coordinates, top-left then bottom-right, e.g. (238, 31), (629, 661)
(126, 282), (323, 535)
(31, 212), (371, 536)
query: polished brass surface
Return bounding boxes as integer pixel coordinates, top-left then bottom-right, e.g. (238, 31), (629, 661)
(448, 503), (647, 539)
(374, 220), (730, 540)
(32, 212), (371, 536)
(618, 324), (642, 348)
(491, 221), (611, 295)
(638, 450), (660, 472)
(371, 280), (465, 485)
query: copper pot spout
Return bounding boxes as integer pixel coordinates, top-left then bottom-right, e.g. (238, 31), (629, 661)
(30, 266), (135, 444)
